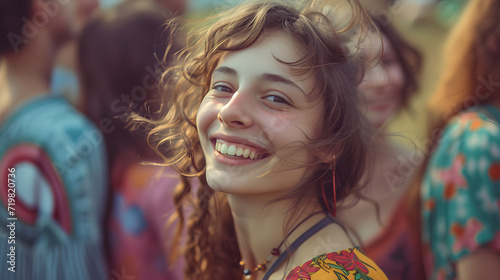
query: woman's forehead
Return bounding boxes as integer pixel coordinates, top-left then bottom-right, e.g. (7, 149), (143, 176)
(214, 31), (315, 92)
(221, 30), (305, 61)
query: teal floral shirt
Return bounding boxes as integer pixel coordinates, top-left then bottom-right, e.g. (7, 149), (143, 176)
(421, 105), (500, 280)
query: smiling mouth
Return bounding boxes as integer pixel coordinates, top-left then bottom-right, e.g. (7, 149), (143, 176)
(214, 139), (269, 160)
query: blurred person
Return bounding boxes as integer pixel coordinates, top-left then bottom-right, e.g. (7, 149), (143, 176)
(338, 15), (426, 280)
(78, 2), (185, 279)
(51, 0), (99, 110)
(0, 0), (108, 279)
(415, 0), (500, 279)
(52, 0), (187, 111)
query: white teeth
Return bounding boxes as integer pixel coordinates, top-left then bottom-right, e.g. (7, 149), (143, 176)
(215, 139), (263, 159)
(243, 149), (250, 158)
(227, 145), (237, 156)
(220, 143), (228, 154)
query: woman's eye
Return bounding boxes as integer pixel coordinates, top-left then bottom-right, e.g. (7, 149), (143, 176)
(212, 84), (233, 93)
(264, 95), (289, 105)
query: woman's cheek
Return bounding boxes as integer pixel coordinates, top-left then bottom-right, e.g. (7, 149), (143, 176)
(196, 99), (217, 132)
(389, 66), (405, 94)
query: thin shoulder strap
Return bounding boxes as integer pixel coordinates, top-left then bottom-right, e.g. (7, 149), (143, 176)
(262, 216), (335, 280)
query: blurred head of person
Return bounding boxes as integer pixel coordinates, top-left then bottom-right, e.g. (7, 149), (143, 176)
(79, 1), (181, 168)
(0, 0), (94, 56)
(358, 15), (422, 129)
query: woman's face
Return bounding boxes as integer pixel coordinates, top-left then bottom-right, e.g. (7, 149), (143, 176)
(196, 31), (324, 197)
(359, 34), (405, 129)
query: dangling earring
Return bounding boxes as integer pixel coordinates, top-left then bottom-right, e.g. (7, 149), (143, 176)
(322, 155), (337, 217)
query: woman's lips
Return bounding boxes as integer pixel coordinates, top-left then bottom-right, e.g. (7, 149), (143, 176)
(368, 101), (392, 112)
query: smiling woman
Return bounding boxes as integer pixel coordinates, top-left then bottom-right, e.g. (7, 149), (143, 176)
(198, 31), (325, 195)
(137, 1), (389, 279)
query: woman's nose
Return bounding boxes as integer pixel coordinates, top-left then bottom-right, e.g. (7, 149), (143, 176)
(217, 90), (254, 128)
(370, 64), (390, 88)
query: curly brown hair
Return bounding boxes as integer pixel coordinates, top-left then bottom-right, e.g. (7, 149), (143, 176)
(137, 1), (376, 279)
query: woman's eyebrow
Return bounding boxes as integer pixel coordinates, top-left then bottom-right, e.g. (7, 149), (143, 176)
(213, 66), (237, 76)
(213, 66), (306, 95)
(260, 73), (306, 95)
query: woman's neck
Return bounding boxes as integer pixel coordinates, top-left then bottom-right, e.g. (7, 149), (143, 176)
(228, 194), (325, 279)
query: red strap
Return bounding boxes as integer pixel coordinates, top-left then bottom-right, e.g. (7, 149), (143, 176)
(0, 144), (72, 234)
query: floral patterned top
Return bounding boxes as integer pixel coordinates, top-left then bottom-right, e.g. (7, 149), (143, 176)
(285, 248), (388, 280)
(421, 105), (500, 280)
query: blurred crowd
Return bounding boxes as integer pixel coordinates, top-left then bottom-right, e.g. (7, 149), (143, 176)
(1, 0), (499, 279)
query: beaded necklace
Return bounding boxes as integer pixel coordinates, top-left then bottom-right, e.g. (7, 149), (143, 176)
(239, 211), (324, 280)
